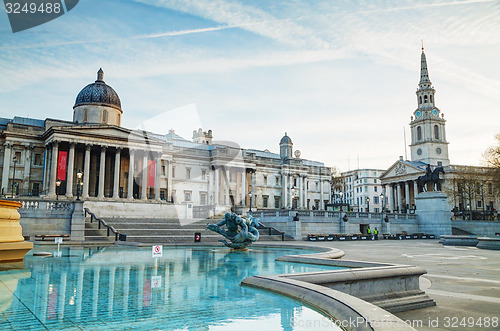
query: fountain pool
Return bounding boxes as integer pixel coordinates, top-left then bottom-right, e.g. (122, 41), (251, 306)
(0, 245), (345, 330)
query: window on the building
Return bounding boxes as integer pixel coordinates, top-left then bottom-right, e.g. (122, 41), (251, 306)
(263, 195), (269, 208)
(83, 109), (88, 122)
(477, 200), (482, 208)
(274, 196), (280, 208)
(32, 182), (40, 196)
(184, 191), (192, 202)
(200, 193), (207, 205)
(364, 186), (368, 192)
(275, 176), (279, 185)
(417, 126), (422, 140)
(102, 109), (108, 123)
(424, 95), (428, 103)
(202, 170), (206, 180)
(419, 96), (422, 104)
(314, 200), (319, 210)
(374, 196), (379, 204)
(434, 125), (439, 139)
(14, 151), (22, 164)
(374, 208), (379, 213)
(34, 153), (42, 166)
(161, 165), (166, 176)
(263, 175), (267, 185)
(374, 186), (378, 192)
(430, 95), (433, 103)
(294, 178), (297, 186)
(364, 179), (367, 183)
(186, 168), (191, 179)
(172, 166), (175, 178)
(437, 161), (442, 166)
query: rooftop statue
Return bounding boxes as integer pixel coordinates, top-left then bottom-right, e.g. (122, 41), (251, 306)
(207, 212), (260, 249)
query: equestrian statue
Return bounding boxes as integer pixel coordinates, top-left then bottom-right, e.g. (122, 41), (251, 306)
(417, 164), (445, 192)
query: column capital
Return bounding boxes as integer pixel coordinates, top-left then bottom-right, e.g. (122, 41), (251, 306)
(115, 147), (122, 153)
(4, 142), (12, 148)
(85, 144), (92, 151)
(100, 145), (107, 152)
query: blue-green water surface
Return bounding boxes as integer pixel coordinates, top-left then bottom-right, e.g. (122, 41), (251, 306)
(0, 246), (344, 330)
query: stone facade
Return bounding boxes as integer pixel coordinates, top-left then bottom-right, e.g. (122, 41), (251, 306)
(0, 70), (331, 213)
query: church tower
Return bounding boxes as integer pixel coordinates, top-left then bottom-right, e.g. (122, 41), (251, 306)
(409, 46), (450, 166)
(280, 132), (293, 159)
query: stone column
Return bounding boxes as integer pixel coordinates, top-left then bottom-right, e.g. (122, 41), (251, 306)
(142, 153), (148, 200)
(289, 175), (294, 208)
(127, 149), (135, 200)
(303, 175), (308, 208)
(155, 154), (161, 201)
(282, 172), (288, 208)
(214, 167), (220, 205)
(405, 181), (410, 213)
(250, 170), (255, 208)
(167, 161), (172, 202)
(224, 168), (230, 205)
(49, 141), (59, 197)
(22, 144), (32, 193)
(413, 180), (419, 198)
(82, 145), (91, 198)
(396, 183), (403, 213)
(208, 167), (214, 205)
(97, 146), (106, 198)
(42, 146), (50, 193)
(66, 143), (75, 198)
(320, 179), (324, 210)
(240, 170), (246, 206)
(1, 143), (12, 194)
(298, 175), (303, 209)
(112, 148), (121, 199)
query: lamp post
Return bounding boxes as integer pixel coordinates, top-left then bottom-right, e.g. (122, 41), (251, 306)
(291, 186), (297, 210)
(366, 197), (370, 213)
(248, 192), (252, 213)
(380, 193), (384, 213)
(467, 204), (471, 220)
(76, 169), (83, 201)
(56, 178), (61, 201)
(11, 155), (18, 198)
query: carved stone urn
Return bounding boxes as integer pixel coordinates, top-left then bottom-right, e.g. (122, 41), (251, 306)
(0, 200), (33, 262)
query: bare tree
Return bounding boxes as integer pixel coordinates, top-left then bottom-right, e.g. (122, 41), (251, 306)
(483, 133), (500, 194)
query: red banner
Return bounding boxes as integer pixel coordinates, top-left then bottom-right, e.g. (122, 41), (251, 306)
(148, 160), (155, 187)
(57, 151), (67, 181)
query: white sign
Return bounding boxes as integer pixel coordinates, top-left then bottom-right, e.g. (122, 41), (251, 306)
(55, 237), (63, 244)
(151, 276), (162, 288)
(152, 245), (163, 258)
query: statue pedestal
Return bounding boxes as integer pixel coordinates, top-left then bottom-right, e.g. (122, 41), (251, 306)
(415, 192), (452, 236)
(0, 200), (33, 262)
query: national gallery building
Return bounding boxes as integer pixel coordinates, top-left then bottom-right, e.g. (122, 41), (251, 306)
(0, 69), (332, 213)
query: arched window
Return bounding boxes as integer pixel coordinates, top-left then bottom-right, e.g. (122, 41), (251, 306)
(83, 109), (88, 122)
(430, 95), (433, 103)
(102, 109), (108, 123)
(434, 125), (439, 139)
(419, 96), (422, 104)
(424, 95), (428, 103)
(417, 126), (422, 141)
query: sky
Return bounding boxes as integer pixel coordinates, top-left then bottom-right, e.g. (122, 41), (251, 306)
(0, 0), (499, 172)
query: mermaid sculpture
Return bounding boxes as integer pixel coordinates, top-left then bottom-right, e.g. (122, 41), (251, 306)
(206, 212), (260, 249)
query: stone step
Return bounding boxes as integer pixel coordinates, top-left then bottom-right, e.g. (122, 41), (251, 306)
(108, 223), (211, 230)
(122, 234), (284, 244)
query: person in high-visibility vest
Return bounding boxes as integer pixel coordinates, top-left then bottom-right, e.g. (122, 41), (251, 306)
(374, 227), (379, 240)
(367, 226), (371, 235)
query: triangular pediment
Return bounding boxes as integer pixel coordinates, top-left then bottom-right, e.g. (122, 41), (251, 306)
(380, 160), (425, 180)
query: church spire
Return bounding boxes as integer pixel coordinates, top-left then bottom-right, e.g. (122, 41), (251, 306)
(419, 44), (431, 86)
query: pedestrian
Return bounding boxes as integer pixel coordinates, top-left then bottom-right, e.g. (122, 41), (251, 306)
(367, 226), (371, 237)
(374, 227), (379, 240)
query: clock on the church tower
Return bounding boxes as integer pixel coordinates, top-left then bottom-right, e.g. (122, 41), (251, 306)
(432, 109), (438, 116)
(416, 110), (422, 118)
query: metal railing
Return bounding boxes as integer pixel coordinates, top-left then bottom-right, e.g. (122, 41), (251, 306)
(84, 208), (121, 241)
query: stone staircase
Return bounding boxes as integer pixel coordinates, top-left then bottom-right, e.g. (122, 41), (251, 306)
(101, 217), (287, 244)
(84, 218), (115, 243)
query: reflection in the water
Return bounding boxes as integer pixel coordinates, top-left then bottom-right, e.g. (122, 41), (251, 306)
(1, 246), (343, 330)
